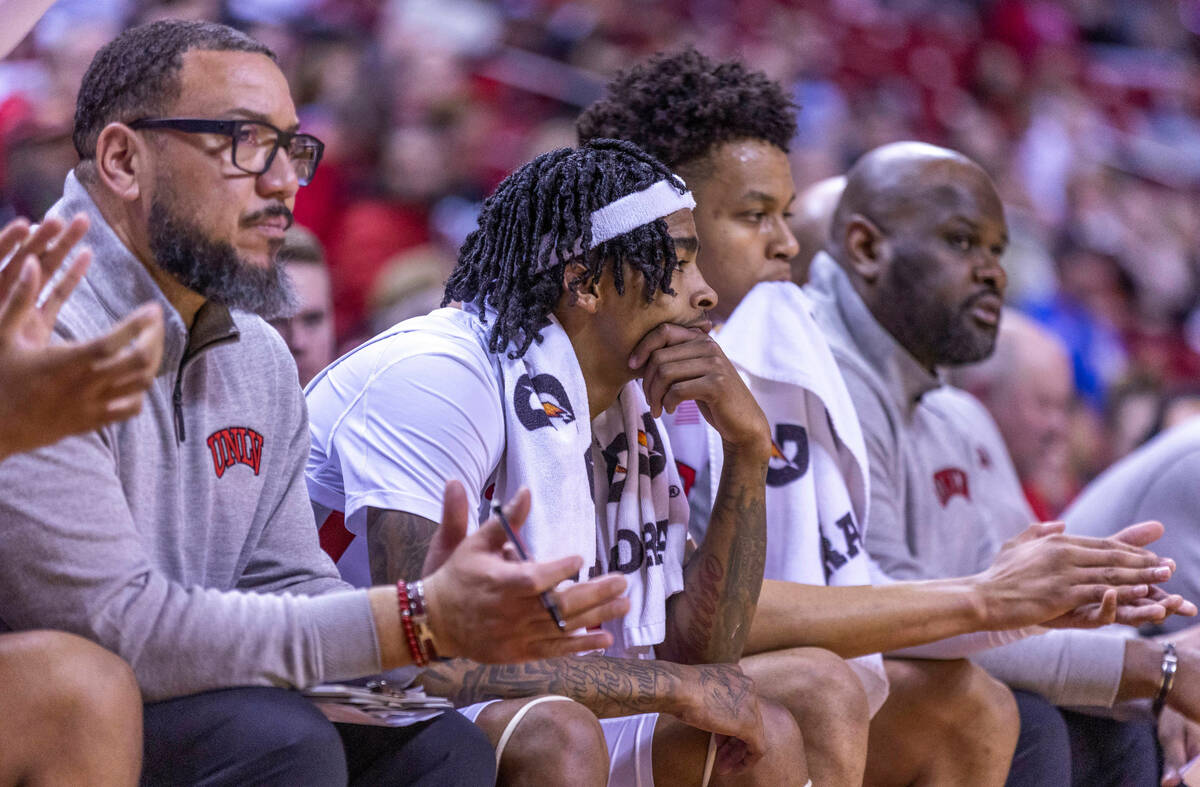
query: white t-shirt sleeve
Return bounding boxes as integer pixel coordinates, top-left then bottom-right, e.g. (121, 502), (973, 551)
(332, 350), (505, 530)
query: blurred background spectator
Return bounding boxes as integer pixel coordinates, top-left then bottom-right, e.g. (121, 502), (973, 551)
(955, 309), (1078, 521)
(271, 226), (336, 387)
(5, 0), (1200, 514)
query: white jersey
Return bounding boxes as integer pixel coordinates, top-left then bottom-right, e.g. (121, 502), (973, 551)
(305, 319), (505, 587)
(304, 308), (689, 661)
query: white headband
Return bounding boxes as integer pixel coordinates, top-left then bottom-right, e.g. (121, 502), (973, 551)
(589, 177), (696, 245)
(534, 176), (695, 271)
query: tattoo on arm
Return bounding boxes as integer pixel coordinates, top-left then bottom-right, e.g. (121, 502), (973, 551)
(661, 459), (767, 664)
(695, 659), (753, 720)
(419, 656), (756, 735)
(418, 656), (684, 717)
(366, 507), (438, 584)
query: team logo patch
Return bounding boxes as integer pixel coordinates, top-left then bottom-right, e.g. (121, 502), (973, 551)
(206, 426), (264, 478)
(933, 467), (971, 506)
(514, 373), (575, 430)
(766, 423), (809, 488)
(601, 415), (667, 502)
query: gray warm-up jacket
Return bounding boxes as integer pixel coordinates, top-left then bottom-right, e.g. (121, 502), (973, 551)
(0, 173), (381, 701)
(806, 251), (1129, 708)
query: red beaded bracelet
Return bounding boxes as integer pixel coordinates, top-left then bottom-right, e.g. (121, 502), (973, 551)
(396, 580), (429, 667)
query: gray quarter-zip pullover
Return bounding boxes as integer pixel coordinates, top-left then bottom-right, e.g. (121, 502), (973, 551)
(0, 173), (380, 701)
(807, 251), (1129, 708)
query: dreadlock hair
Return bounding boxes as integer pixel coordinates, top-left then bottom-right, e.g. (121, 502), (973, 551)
(576, 47), (796, 174)
(443, 138), (685, 358)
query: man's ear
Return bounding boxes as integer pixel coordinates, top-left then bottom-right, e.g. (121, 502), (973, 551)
(561, 261), (600, 313)
(94, 123), (149, 203)
(844, 214), (889, 284)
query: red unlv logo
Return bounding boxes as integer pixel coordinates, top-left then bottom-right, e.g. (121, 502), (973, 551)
(933, 467), (970, 506)
(207, 427), (264, 478)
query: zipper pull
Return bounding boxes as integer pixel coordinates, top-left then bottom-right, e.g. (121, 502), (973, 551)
(173, 376), (186, 442)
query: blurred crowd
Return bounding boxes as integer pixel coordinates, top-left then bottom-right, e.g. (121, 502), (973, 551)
(3, 0), (1200, 517)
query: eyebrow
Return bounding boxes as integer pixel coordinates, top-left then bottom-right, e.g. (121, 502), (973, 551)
(742, 190), (778, 204)
(223, 107), (301, 133)
(943, 216), (1009, 246)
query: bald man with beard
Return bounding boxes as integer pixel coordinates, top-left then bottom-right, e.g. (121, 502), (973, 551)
(807, 141), (1200, 786)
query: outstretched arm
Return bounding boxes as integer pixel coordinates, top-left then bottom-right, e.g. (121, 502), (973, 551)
(746, 521), (1188, 659)
(629, 323), (772, 665)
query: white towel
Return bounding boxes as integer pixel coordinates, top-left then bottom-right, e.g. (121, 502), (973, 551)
(465, 309), (690, 657)
(587, 386), (689, 656)
(665, 281), (889, 714)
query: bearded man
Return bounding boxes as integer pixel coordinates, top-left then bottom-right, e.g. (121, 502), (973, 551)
(0, 20), (629, 785)
(809, 141), (1200, 786)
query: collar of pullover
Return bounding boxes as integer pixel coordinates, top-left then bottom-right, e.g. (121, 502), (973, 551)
(808, 251), (942, 413)
(48, 172), (239, 375)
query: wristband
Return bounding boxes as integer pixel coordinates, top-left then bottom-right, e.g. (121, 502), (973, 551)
(1153, 641), (1178, 717)
(406, 580), (442, 661)
(396, 580), (429, 667)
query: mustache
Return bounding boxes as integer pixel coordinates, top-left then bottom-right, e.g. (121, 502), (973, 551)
(963, 287), (1003, 308)
(240, 204), (294, 229)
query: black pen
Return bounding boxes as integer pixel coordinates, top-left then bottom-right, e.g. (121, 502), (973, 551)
(492, 501), (567, 631)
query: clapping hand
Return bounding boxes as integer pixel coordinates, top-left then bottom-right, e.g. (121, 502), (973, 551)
(0, 214), (163, 459)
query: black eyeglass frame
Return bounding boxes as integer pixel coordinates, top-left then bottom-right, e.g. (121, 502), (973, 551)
(127, 118), (325, 185)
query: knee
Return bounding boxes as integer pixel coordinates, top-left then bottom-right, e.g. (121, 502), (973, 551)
(19, 631), (141, 734)
(799, 648), (871, 731)
(747, 698), (808, 786)
(949, 661), (1018, 745)
(248, 689), (344, 756)
(761, 699), (805, 759)
(502, 699), (608, 784)
(769, 647), (871, 744)
(923, 661), (1019, 755)
(214, 688), (346, 783)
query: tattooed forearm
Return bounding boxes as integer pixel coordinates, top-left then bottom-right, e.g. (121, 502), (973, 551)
(661, 452), (767, 664)
(418, 656), (688, 718)
(366, 508), (438, 584)
(695, 661), (754, 720)
(665, 555), (723, 662)
(722, 476), (767, 616)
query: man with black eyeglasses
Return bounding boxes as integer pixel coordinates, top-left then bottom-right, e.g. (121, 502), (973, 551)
(0, 19), (633, 786)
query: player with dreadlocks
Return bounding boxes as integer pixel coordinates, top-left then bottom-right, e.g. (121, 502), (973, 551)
(580, 49), (1193, 787)
(305, 139), (811, 787)
(444, 140), (682, 358)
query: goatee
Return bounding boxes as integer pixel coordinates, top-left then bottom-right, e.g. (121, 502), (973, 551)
(882, 251), (999, 367)
(148, 199), (295, 318)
